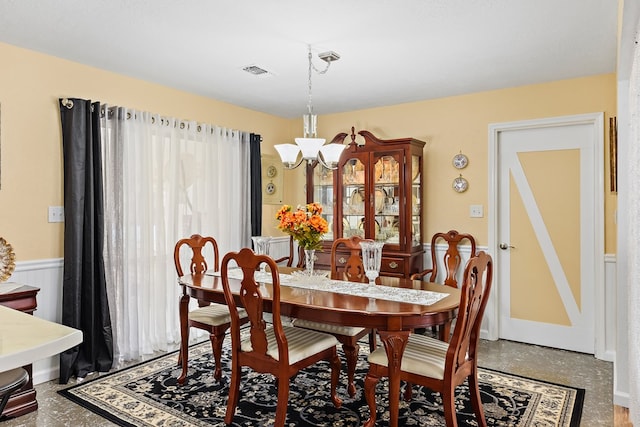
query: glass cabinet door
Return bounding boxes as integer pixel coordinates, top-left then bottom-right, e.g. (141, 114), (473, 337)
(374, 154), (401, 246)
(410, 154), (422, 247)
(341, 158), (366, 238)
(312, 164), (334, 241)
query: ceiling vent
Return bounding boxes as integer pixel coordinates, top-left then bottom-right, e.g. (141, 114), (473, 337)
(242, 65), (270, 76)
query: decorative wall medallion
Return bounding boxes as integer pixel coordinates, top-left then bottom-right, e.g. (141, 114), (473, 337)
(266, 165), (278, 178)
(265, 182), (276, 195)
(453, 175), (469, 193)
(452, 152), (469, 169)
(0, 237), (16, 282)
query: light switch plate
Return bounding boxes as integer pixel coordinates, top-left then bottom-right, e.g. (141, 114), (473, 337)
(469, 204), (483, 218)
(48, 206), (65, 223)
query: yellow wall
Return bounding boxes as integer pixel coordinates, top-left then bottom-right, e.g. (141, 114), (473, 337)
(0, 42), (293, 260)
(0, 41), (617, 260)
(291, 74), (617, 251)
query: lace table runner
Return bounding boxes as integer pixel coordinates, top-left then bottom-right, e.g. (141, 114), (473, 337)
(209, 269), (447, 307)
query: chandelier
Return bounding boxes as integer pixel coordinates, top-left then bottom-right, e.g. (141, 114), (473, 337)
(274, 45), (346, 170)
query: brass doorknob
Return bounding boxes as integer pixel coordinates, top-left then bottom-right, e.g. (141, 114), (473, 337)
(499, 243), (515, 250)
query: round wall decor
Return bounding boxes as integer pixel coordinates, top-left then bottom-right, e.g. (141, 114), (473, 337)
(452, 175), (469, 193)
(452, 152), (469, 169)
(0, 237), (16, 282)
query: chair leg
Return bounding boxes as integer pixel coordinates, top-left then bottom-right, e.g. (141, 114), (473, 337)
(468, 371), (487, 426)
(438, 321), (452, 342)
(441, 386), (458, 427)
(209, 329), (227, 382)
(368, 330), (377, 352)
(224, 364), (241, 424)
(403, 382), (413, 401)
(362, 369), (381, 427)
(178, 295), (190, 385)
(274, 376), (290, 427)
(329, 353), (343, 408)
(342, 342), (360, 397)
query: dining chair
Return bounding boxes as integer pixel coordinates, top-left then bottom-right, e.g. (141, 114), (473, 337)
(272, 235), (305, 267)
(174, 234), (248, 384)
(221, 247), (342, 426)
(292, 235), (376, 397)
(410, 229), (476, 341)
(0, 368), (28, 419)
(363, 251), (493, 427)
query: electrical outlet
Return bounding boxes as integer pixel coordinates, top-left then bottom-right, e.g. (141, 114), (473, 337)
(48, 206), (65, 223)
(469, 204), (483, 218)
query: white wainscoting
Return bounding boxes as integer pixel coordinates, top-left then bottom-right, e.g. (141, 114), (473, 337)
(9, 248), (617, 384)
(10, 259), (64, 384)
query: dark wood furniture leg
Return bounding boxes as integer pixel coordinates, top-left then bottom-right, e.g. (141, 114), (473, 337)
(177, 293), (190, 384)
(363, 329), (409, 427)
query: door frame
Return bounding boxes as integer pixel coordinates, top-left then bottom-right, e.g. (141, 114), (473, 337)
(486, 112), (605, 358)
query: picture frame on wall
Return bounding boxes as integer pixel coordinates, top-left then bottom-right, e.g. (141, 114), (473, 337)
(609, 116), (617, 193)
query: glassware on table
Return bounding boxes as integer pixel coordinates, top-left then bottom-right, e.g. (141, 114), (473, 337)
(360, 241), (384, 286)
(251, 236), (272, 273)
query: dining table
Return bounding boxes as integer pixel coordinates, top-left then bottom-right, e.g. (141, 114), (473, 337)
(178, 268), (460, 427)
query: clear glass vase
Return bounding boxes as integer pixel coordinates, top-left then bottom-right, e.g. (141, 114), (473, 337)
(360, 241), (384, 285)
(304, 249), (315, 276)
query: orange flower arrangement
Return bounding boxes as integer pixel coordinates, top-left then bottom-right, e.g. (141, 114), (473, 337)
(276, 203), (328, 250)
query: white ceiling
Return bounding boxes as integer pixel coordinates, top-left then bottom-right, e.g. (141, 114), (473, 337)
(0, 0), (617, 118)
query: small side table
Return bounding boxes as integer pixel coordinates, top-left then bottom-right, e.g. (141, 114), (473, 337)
(0, 283), (39, 418)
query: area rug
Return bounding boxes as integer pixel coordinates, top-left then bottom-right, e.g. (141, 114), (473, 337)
(59, 342), (584, 426)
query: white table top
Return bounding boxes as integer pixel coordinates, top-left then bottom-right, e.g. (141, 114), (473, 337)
(0, 305), (83, 371)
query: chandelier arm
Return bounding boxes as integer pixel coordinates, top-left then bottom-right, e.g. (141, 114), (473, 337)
(282, 156), (306, 170)
(316, 153), (340, 171)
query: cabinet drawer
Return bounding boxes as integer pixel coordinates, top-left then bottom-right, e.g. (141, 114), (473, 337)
(380, 257), (406, 276)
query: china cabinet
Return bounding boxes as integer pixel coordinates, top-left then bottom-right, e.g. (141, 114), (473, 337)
(306, 128), (425, 278)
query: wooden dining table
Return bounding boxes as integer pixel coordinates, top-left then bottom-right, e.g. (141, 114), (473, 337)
(178, 270), (460, 427)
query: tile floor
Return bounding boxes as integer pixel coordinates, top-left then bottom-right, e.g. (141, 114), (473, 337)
(2, 339), (614, 426)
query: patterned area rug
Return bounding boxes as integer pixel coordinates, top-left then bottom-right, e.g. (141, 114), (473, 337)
(59, 342), (584, 426)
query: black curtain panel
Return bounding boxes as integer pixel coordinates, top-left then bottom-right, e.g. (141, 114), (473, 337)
(250, 133), (262, 236)
(58, 98), (113, 384)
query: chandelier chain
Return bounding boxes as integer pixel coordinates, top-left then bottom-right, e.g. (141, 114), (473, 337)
(306, 45), (332, 114)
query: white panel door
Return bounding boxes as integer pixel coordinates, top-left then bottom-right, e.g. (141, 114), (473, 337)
(490, 113), (603, 354)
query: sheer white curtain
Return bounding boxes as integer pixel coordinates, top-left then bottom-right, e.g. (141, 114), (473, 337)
(101, 106), (252, 362)
(628, 21), (640, 425)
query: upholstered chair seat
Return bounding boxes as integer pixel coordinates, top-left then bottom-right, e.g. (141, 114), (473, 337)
(240, 325), (339, 363)
(188, 304), (247, 326)
(291, 319), (366, 337)
(368, 333), (448, 380)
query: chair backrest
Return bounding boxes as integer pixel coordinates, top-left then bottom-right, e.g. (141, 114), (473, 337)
(221, 248), (289, 365)
(445, 251), (492, 375)
(330, 235), (373, 282)
(173, 234), (220, 276)
(429, 230), (477, 287)
(273, 235), (302, 268)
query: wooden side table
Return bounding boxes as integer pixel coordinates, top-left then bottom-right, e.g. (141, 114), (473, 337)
(0, 283), (39, 418)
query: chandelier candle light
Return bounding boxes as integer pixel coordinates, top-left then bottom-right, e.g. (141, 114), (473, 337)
(276, 203), (328, 276)
(274, 45), (346, 170)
